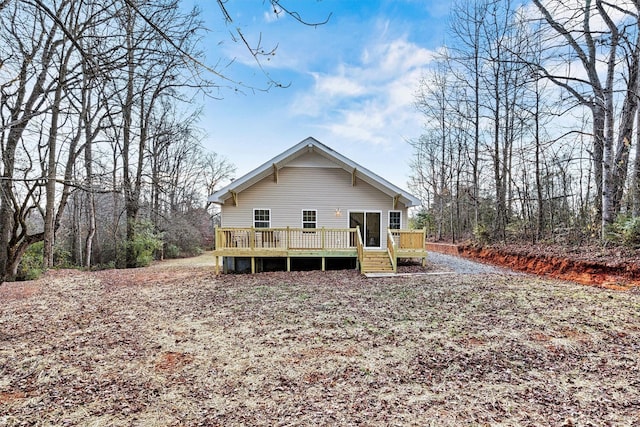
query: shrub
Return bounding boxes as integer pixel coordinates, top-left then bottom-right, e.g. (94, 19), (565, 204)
(53, 244), (73, 268)
(410, 209), (433, 230)
(127, 220), (163, 267)
(606, 215), (640, 248)
(91, 261), (116, 271)
(17, 241), (44, 281)
(161, 215), (204, 257)
(473, 223), (491, 245)
(621, 216), (640, 248)
(164, 243), (180, 259)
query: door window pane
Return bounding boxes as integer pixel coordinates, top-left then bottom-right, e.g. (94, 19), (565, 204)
(366, 212), (380, 247)
(349, 212), (365, 246)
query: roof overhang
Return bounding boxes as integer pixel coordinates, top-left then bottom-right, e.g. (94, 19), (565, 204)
(208, 137), (422, 208)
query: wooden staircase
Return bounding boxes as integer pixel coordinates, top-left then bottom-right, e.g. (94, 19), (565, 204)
(360, 250), (394, 274)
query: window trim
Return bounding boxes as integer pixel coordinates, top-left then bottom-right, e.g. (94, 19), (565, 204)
(388, 210), (402, 230)
(253, 208), (271, 228)
(302, 209), (318, 230)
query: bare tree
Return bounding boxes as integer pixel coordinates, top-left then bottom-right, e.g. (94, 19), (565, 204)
(0, 0), (66, 281)
(415, 62), (452, 240)
(0, 0), (323, 283)
(531, 0), (640, 236)
(447, 0), (492, 228)
(412, 0), (588, 244)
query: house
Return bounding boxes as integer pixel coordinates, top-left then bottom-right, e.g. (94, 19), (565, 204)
(208, 137), (427, 274)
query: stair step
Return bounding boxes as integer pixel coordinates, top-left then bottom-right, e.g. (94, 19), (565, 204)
(361, 251), (394, 273)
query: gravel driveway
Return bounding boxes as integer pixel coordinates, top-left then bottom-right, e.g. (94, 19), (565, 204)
(426, 251), (516, 275)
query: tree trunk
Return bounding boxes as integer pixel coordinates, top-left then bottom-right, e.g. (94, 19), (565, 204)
(43, 53), (70, 269)
(534, 80), (544, 241)
(0, 153), (16, 283)
(634, 103), (640, 216)
(611, 33), (640, 215)
(593, 106), (606, 233)
(84, 191), (96, 268)
(122, 4), (138, 268)
(84, 123), (97, 268)
(492, 66), (506, 241)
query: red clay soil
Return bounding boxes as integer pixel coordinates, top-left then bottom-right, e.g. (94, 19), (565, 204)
(455, 243), (640, 291)
(154, 351), (194, 373)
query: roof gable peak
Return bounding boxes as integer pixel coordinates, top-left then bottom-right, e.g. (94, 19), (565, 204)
(208, 137), (421, 207)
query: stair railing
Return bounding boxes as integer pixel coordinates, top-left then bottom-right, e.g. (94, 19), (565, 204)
(387, 229), (398, 273)
(355, 226), (364, 273)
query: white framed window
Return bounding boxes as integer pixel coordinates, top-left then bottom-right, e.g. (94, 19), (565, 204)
(389, 211), (401, 230)
(254, 209), (270, 228)
(302, 209), (317, 229)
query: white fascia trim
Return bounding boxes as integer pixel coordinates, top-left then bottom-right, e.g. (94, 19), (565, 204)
(208, 137), (421, 207)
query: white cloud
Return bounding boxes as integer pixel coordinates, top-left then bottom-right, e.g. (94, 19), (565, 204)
(291, 35), (436, 148)
(312, 70), (367, 98)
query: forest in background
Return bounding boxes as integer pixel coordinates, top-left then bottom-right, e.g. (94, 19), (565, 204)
(410, 0), (640, 248)
(0, 0), (328, 283)
(0, 0), (244, 282)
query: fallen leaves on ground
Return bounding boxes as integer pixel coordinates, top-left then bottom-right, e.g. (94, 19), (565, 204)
(1, 258), (640, 426)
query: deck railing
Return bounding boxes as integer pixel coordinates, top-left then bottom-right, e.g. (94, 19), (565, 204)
(215, 227), (360, 252)
(389, 228), (427, 267)
(355, 226), (364, 272)
(214, 226), (426, 273)
(389, 228), (427, 251)
(215, 227), (427, 252)
(387, 230), (398, 273)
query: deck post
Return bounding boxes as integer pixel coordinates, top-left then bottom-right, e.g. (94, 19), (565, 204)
(251, 257), (255, 274)
(321, 257), (325, 271)
(422, 227), (427, 266)
(287, 226), (291, 249)
(287, 257), (291, 271)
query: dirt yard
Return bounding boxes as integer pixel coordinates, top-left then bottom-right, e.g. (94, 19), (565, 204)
(1, 253), (639, 426)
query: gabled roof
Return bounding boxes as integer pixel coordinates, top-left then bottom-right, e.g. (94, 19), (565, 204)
(208, 137), (421, 207)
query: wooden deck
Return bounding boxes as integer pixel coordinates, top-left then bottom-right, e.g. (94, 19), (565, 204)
(213, 226), (427, 274)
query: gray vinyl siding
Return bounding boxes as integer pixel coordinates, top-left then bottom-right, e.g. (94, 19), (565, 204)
(220, 166), (409, 247)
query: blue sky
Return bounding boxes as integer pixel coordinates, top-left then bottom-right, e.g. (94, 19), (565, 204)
(188, 0), (452, 189)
